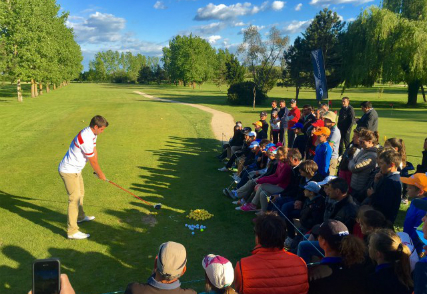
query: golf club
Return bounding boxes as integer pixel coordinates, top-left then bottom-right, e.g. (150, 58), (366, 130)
(94, 172), (161, 209)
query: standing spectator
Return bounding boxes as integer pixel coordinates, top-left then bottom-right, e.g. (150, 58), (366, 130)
(287, 99), (301, 148)
(338, 129), (361, 188)
(270, 110), (281, 144)
(401, 173), (427, 255)
(356, 101), (378, 132)
(416, 137), (427, 173)
(367, 229), (414, 294)
(348, 129), (379, 203)
(313, 127), (332, 177)
(300, 105), (316, 134)
(125, 241), (196, 294)
(259, 111), (269, 134)
(234, 212), (309, 294)
(291, 123), (307, 158)
(338, 97), (355, 156)
(201, 254), (237, 294)
(278, 100), (289, 146)
(365, 149), (402, 223)
(252, 121), (267, 141)
(270, 100), (279, 140)
(323, 111), (341, 176)
(308, 220), (368, 294)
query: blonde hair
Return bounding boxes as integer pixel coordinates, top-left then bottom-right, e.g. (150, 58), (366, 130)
(276, 146), (288, 162)
(369, 229), (413, 289)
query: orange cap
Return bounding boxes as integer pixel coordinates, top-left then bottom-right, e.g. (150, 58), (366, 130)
(400, 173), (427, 192)
(313, 127), (331, 137)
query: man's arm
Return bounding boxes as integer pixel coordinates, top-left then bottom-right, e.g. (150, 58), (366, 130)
(88, 148), (106, 180)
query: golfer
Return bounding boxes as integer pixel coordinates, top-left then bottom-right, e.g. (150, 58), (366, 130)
(58, 115), (108, 239)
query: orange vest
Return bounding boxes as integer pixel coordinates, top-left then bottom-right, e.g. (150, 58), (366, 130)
(235, 246), (308, 294)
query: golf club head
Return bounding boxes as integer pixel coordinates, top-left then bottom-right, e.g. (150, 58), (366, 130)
(154, 203), (162, 210)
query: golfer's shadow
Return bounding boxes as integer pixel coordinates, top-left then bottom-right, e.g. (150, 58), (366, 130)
(0, 190), (65, 236)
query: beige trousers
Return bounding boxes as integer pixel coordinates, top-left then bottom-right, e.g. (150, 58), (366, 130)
(59, 172), (86, 235)
(329, 158), (338, 176)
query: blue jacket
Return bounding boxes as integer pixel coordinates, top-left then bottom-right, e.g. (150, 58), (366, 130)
(369, 172), (402, 223)
(404, 197), (427, 254)
(414, 257), (427, 294)
(314, 142), (332, 177)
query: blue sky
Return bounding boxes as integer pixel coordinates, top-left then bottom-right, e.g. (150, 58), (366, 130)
(58, 0), (380, 69)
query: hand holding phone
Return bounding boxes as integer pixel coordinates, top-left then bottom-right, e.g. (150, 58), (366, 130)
(30, 272), (75, 294)
(32, 259), (61, 294)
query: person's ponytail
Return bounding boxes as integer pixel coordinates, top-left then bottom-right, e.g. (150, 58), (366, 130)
(393, 243), (413, 289)
(340, 235), (366, 267)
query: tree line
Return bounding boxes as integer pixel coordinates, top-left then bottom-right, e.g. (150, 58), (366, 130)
(83, 0), (427, 106)
(0, 0), (83, 102)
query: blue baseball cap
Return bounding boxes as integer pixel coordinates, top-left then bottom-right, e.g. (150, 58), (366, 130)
(291, 122), (304, 130)
(249, 141), (260, 149)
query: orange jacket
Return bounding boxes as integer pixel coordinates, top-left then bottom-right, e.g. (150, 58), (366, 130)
(234, 246), (308, 294)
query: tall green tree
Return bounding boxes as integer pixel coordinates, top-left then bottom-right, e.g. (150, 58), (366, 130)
(225, 54), (245, 86)
(238, 26), (289, 109)
(342, 3), (427, 105)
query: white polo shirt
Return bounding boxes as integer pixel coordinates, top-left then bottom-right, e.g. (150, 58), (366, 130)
(59, 127), (97, 173)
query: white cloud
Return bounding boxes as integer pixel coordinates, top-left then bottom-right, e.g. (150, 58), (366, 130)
(238, 25), (266, 35)
(310, 0), (373, 6)
(295, 3), (303, 11)
(205, 35), (222, 44)
(234, 21), (248, 27)
(347, 17), (356, 22)
(67, 12), (126, 43)
(282, 20), (312, 34)
(154, 1), (167, 10)
(194, 2), (286, 21)
(271, 1), (285, 11)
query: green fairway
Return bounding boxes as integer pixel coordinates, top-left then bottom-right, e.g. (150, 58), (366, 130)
(0, 82), (425, 293)
(0, 83), (255, 294)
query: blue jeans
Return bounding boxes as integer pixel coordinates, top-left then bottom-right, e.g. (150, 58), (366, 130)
(280, 201), (301, 239)
(297, 240), (324, 264)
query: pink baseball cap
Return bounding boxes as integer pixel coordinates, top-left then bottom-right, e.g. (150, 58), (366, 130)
(202, 254), (234, 289)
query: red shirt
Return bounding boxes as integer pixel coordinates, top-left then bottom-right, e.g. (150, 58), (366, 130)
(288, 107), (301, 129)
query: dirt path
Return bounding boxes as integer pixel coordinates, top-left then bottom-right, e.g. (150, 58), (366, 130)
(134, 91), (235, 142)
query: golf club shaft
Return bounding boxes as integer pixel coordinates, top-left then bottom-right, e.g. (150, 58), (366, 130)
(107, 180), (152, 205)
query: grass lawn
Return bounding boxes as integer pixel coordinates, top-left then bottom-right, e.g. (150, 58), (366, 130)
(0, 82), (425, 293)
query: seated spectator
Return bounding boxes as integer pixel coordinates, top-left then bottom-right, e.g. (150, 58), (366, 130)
(253, 121), (267, 141)
(228, 147), (278, 204)
(367, 229), (414, 294)
(416, 137), (427, 173)
(412, 199), (427, 293)
(291, 122), (307, 158)
(365, 149), (402, 223)
(234, 212), (309, 294)
(348, 128), (379, 203)
(240, 146), (291, 212)
(218, 123), (244, 160)
(270, 110), (281, 144)
(125, 241), (196, 294)
(297, 178), (359, 263)
(401, 173), (427, 255)
(201, 254), (236, 294)
(308, 220), (368, 294)
(358, 209), (419, 272)
(313, 127), (332, 177)
(219, 131), (256, 172)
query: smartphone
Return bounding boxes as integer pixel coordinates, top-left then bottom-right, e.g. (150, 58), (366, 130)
(32, 258), (61, 294)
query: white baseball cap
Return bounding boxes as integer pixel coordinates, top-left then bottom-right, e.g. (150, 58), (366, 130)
(202, 254), (234, 289)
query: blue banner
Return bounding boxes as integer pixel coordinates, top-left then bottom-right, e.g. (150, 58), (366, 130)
(311, 49), (328, 101)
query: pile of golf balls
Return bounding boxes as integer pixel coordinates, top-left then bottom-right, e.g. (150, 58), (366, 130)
(185, 224), (207, 235)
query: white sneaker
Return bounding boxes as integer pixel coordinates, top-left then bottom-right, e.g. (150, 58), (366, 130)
(77, 216), (95, 223)
(232, 200), (239, 205)
(218, 167), (228, 172)
(235, 206), (242, 210)
(284, 237), (294, 248)
(68, 231), (90, 239)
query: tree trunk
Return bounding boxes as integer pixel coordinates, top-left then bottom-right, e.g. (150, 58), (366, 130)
(407, 80), (421, 106)
(421, 85), (426, 102)
(295, 87), (300, 100)
(46, 83), (50, 93)
(39, 82), (43, 95)
(54, 84), (56, 90)
(35, 81), (39, 97)
(252, 86), (256, 110)
(17, 79), (23, 102)
(31, 79), (35, 98)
